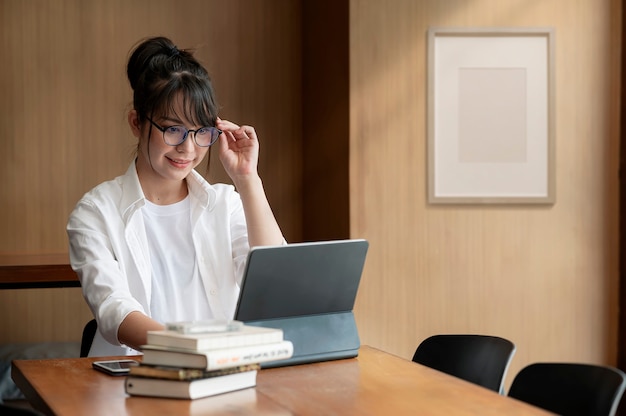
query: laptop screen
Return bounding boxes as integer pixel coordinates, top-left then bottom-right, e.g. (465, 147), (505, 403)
(234, 239), (369, 322)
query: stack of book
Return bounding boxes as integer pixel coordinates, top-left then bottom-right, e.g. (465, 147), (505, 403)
(124, 323), (293, 399)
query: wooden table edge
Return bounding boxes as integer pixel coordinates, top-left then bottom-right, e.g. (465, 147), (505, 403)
(11, 359), (55, 415)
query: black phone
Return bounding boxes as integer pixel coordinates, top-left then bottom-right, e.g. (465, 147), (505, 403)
(92, 359), (139, 376)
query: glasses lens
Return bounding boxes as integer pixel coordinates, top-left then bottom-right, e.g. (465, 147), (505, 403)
(194, 127), (220, 147)
(163, 126), (186, 145)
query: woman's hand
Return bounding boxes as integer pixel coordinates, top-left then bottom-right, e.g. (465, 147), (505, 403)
(215, 118), (284, 247)
(216, 118), (260, 183)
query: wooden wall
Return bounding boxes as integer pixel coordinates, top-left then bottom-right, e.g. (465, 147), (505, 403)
(302, 1), (350, 242)
(350, 0), (622, 390)
(0, 0), (302, 342)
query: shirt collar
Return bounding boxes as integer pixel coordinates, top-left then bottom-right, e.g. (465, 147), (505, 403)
(119, 161), (145, 223)
(119, 160), (217, 223)
(186, 168), (217, 211)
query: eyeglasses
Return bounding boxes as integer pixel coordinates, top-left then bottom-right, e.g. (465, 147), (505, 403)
(147, 117), (222, 147)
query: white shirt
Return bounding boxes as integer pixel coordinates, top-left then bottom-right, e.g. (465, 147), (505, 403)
(67, 161), (250, 356)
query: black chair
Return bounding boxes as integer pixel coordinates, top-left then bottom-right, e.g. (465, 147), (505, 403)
(80, 319), (98, 358)
(412, 334), (515, 393)
(0, 403), (45, 416)
(508, 362), (626, 416)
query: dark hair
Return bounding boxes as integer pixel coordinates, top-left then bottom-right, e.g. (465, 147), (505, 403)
(127, 36), (218, 127)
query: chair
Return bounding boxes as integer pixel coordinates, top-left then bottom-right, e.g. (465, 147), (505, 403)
(508, 362), (626, 416)
(80, 319), (98, 358)
(0, 403), (45, 415)
(412, 334), (516, 393)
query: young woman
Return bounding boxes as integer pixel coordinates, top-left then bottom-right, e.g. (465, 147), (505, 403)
(67, 36), (284, 356)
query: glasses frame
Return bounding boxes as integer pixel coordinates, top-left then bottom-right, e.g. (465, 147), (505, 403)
(147, 117), (222, 147)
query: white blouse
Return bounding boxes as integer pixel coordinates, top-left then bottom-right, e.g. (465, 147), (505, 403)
(67, 161), (250, 356)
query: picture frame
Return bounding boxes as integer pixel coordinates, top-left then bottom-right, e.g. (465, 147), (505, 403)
(427, 27), (555, 204)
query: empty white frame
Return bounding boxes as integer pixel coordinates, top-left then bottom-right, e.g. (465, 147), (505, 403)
(427, 28), (555, 204)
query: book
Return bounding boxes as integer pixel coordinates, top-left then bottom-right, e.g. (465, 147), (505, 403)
(141, 340), (294, 370)
(129, 363), (260, 381)
(146, 324), (283, 351)
(125, 369), (257, 399)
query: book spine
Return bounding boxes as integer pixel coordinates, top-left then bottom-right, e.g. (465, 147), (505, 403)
(125, 371), (257, 399)
(197, 331), (283, 351)
(142, 340), (294, 370)
(146, 329), (283, 351)
(206, 341), (293, 369)
(129, 363), (261, 381)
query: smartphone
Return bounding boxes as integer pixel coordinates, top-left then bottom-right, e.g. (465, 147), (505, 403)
(92, 359), (139, 376)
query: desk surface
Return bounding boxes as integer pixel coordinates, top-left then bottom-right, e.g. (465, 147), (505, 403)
(12, 346), (551, 416)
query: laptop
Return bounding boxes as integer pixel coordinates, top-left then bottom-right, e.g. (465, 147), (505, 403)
(234, 239), (369, 368)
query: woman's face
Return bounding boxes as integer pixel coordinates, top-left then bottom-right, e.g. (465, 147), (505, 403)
(133, 99), (210, 185)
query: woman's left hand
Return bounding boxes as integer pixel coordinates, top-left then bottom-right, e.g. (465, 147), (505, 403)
(216, 118), (260, 182)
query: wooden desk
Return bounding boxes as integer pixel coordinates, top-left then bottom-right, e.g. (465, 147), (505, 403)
(0, 253), (78, 289)
(12, 346), (552, 415)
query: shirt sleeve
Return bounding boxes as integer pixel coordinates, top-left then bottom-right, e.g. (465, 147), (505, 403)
(227, 190), (250, 286)
(67, 199), (146, 347)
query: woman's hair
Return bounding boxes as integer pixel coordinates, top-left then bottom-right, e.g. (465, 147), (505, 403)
(127, 36), (218, 127)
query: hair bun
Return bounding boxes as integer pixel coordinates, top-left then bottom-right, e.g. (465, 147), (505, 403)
(126, 36), (218, 125)
(168, 46), (180, 57)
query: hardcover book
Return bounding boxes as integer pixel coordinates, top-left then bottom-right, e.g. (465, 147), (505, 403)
(140, 340), (294, 370)
(129, 363), (261, 381)
(125, 369), (257, 399)
(146, 324), (283, 351)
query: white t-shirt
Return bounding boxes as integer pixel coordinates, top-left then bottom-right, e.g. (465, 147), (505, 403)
(142, 196), (213, 324)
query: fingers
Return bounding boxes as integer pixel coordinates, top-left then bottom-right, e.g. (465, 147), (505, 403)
(216, 119), (257, 142)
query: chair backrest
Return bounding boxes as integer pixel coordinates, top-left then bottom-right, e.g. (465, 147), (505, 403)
(80, 319), (98, 358)
(412, 334), (516, 393)
(0, 403), (45, 415)
(508, 362), (626, 416)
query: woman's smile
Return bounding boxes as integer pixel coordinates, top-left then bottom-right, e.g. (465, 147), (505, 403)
(166, 156), (194, 168)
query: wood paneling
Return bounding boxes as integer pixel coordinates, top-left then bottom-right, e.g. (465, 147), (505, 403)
(302, 0), (350, 242)
(350, 0), (621, 391)
(0, 288), (92, 343)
